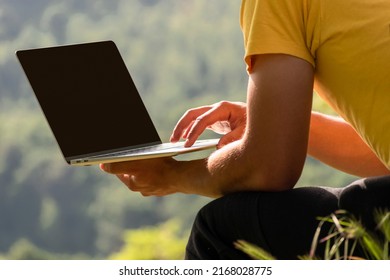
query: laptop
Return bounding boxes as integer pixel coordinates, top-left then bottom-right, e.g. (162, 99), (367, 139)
(16, 40), (218, 166)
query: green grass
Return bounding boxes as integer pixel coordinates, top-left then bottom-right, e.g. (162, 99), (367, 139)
(237, 209), (390, 260)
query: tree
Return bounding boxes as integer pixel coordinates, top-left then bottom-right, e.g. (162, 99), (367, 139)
(109, 219), (188, 260)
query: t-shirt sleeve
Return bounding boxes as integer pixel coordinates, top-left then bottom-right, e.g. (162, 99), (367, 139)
(240, 0), (320, 72)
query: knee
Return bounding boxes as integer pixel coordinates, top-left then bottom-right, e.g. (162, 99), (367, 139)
(339, 177), (390, 229)
(338, 179), (365, 211)
(191, 194), (233, 235)
(185, 196), (228, 260)
(194, 192), (252, 227)
(186, 193), (258, 260)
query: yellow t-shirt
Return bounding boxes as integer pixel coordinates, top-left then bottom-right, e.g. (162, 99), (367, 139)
(240, 0), (390, 169)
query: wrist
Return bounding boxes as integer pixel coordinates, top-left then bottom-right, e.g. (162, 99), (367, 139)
(173, 158), (221, 198)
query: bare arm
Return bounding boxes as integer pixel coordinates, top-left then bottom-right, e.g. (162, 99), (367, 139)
(201, 54), (314, 194)
(102, 54), (314, 197)
(308, 112), (390, 177)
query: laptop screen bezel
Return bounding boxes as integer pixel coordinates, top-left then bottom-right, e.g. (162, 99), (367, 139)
(16, 40), (163, 163)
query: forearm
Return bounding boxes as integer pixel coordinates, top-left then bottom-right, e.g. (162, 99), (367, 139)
(176, 137), (293, 198)
(175, 141), (249, 198)
(177, 55), (314, 197)
(102, 54), (314, 198)
(308, 112), (390, 177)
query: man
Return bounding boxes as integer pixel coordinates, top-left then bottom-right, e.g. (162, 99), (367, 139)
(101, 0), (390, 259)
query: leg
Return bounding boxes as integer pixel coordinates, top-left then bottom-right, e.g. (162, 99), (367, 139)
(185, 187), (341, 260)
(185, 192), (267, 260)
(339, 175), (390, 230)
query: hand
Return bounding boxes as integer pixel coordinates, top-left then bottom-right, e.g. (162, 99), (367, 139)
(100, 157), (180, 197)
(170, 101), (247, 148)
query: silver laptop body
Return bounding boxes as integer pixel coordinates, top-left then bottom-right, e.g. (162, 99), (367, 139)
(16, 41), (218, 166)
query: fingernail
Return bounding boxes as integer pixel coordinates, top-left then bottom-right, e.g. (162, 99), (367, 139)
(216, 140), (226, 149)
(184, 139), (190, 147)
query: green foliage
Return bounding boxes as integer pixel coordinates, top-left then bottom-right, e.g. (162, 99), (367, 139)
(312, 91), (338, 115)
(237, 210), (390, 260)
(0, 0), (358, 259)
(0, 239), (53, 260)
(298, 157), (358, 188)
(0, 0), (238, 258)
(109, 219), (188, 260)
(307, 210), (390, 260)
(0, 239), (90, 260)
(235, 240), (275, 260)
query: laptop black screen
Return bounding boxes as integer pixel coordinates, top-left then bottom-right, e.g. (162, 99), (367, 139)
(17, 41), (161, 160)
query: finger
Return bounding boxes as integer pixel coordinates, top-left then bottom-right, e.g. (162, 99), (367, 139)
(171, 107), (210, 142)
(170, 106), (211, 142)
(141, 189), (177, 197)
(117, 174), (143, 191)
(117, 174), (131, 186)
(184, 106), (231, 147)
(100, 161), (139, 174)
(182, 120), (195, 139)
(217, 126), (246, 148)
(207, 121), (232, 135)
(117, 174), (176, 197)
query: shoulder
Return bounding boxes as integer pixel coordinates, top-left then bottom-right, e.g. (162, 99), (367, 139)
(240, 0), (321, 71)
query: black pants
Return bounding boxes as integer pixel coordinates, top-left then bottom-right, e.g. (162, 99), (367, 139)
(185, 176), (390, 260)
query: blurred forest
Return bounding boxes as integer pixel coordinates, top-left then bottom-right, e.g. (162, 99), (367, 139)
(0, 0), (357, 259)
